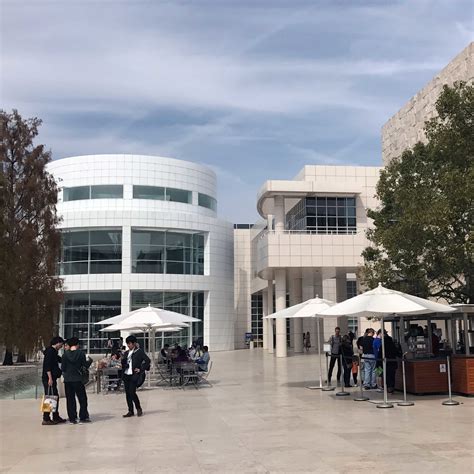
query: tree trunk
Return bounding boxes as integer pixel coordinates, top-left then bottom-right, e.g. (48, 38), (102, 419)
(16, 352), (27, 363)
(2, 350), (14, 366)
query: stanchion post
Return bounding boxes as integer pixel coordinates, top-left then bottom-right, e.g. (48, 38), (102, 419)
(442, 355), (460, 406)
(376, 319), (394, 409)
(354, 354), (369, 402)
(398, 353), (414, 407)
(322, 352), (335, 391)
(336, 354), (350, 397)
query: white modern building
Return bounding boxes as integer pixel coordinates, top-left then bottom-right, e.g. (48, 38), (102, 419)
(48, 154), (234, 353)
(234, 165), (382, 356)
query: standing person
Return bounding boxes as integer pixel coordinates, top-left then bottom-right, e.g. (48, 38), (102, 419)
(341, 335), (354, 388)
(41, 336), (66, 425)
(351, 355), (359, 385)
(62, 337), (93, 424)
(122, 335), (151, 418)
(327, 327), (342, 385)
(384, 332), (401, 393)
(361, 328), (377, 390)
(374, 330), (383, 390)
(105, 338), (113, 356)
(304, 331), (311, 352)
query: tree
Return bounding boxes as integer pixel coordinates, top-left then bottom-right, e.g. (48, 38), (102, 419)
(360, 82), (473, 303)
(0, 110), (63, 365)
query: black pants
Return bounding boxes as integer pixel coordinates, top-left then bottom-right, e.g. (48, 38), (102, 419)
(342, 357), (352, 387)
(42, 377), (61, 421)
(123, 374), (141, 413)
(386, 361), (397, 390)
(328, 354), (342, 382)
(64, 381), (89, 422)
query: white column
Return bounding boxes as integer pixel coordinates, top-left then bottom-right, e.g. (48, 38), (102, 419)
(290, 269), (303, 353)
(275, 268), (287, 358)
(274, 195), (285, 231)
(262, 290), (268, 350)
(301, 268), (316, 340)
(267, 282), (274, 353)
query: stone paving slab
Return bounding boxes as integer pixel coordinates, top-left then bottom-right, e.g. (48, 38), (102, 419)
(0, 349), (473, 473)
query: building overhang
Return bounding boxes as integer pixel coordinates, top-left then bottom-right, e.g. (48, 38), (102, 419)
(257, 180), (363, 218)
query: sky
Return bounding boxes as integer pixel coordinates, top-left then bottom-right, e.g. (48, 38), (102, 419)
(1, 0), (472, 223)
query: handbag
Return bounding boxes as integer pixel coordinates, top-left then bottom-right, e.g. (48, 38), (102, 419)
(40, 386), (59, 413)
(78, 366), (90, 385)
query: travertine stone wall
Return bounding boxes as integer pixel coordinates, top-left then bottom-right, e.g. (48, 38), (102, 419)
(382, 42), (473, 165)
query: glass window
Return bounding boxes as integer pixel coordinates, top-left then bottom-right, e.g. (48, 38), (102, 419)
(285, 196), (357, 234)
(166, 188), (191, 204)
(198, 193), (217, 211)
(251, 293), (263, 343)
(132, 230), (204, 275)
(90, 185), (123, 199)
(59, 229), (122, 275)
(61, 292), (121, 353)
(63, 186), (90, 201)
(133, 185), (165, 200)
(131, 291), (204, 349)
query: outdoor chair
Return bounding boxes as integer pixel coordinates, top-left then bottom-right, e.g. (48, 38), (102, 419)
(179, 362), (199, 390)
(100, 368), (122, 394)
(197, 361), (212, 387)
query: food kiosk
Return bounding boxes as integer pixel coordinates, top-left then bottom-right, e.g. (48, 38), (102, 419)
(387, 305), (474, 395)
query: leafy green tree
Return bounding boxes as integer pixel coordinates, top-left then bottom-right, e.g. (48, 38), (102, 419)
(0, 110), (63, 365)
(361, 82), (473, 303)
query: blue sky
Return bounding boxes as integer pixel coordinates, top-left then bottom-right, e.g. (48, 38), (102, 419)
(1, 0), (472, 222)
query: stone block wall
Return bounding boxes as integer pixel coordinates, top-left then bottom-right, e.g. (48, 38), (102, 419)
(382, 42), (473, 165)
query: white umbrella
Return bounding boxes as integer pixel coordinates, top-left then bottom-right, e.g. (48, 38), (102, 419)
(95, 305), (201, 326)
(265, 296), (335, 389)
(97, 305), (201, 387)
(320, 283), (456, 407)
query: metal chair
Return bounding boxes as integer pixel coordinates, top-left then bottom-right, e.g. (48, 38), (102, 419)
(179, 362), (199, 390)
(197, 361), (213, 387)
(101, 368), (122, 394)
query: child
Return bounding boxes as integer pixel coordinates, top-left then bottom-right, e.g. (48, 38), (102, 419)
(351, 355), (359, 385)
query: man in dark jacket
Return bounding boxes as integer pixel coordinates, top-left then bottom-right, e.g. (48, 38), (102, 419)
(122, 335), (151, 418)
(42, 336), (66, 425)
(62, 337), (93, 424)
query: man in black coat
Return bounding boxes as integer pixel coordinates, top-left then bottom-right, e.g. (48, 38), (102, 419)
(122, 335), (151, 418)
(42, 336), (66, 425)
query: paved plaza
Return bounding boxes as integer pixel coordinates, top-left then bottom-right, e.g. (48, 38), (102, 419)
(0, 349), (473, 473)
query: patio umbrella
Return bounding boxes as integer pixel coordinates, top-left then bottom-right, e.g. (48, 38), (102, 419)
(264, 296), (335, 389)
(97, 305), (201, 387)
(320, 283), (456, 408)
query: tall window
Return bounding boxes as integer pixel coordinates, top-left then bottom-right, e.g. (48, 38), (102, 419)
(131, 291), (204, 349)
(251, 293), (263, 342)
(346, 280), (358, 334)
(198, 193), (217, 211)
(131, 230), (204, 275)
(133, 185), (191, 204)
(62, 292), (121, 353)
(60, 229), (122, 275)
(63, 185), (123, 201)
(286, 197), (357, 234)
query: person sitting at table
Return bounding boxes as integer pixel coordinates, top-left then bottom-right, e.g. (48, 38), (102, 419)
(174, 346), (189, 363)
(107, 353), (123, 390)
(196, 346), (210, 372)
(160, 344), (170, 363)
(188, 344), (197, 360)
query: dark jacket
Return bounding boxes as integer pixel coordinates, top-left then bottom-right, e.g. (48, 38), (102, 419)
(360, 336), (374, 355)
(121, 348), (151, 378)
(42, 346), (62, 379)
(62, 349), (92, 383)
(341, 342), (354, 362)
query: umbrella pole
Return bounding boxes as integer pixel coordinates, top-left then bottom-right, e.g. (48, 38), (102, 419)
(377, 315), (393, 409)
(306, 316), (324, 390)
(147, 328), (151, 389)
